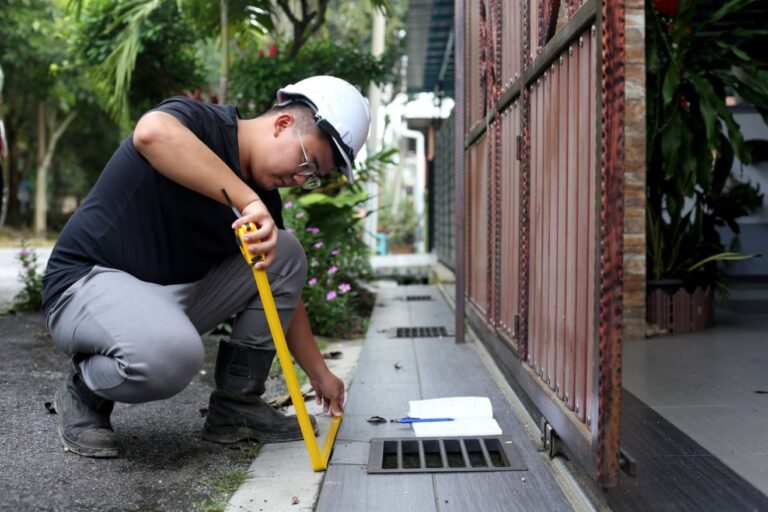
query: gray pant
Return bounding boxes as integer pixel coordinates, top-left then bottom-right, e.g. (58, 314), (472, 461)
(46, 230), (307, 404)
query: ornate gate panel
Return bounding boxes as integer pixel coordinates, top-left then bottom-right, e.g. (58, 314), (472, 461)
(459, 0), (630, 487)
(467, 135), (490, 319)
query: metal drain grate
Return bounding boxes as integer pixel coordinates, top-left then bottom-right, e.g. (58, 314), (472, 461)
(367, 436), (526, 473)
(405, 295), (433, 301)
(390, 326), (450, 338)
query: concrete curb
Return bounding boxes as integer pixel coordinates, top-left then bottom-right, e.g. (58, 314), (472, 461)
(226, 340), (363, 512)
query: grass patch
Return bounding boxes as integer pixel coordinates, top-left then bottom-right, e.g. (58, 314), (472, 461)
(194, 441), (261, 512)
(235, 441), (262, 463)
(195, 468), (249, 512)
(0, 228), (57, 248)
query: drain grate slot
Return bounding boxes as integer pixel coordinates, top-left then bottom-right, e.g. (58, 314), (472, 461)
(391, 326), (450, 338)
(405, 295), (433, 301)
(368, 437), (526, 473)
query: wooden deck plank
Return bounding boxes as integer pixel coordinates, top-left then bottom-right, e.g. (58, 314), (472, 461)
(342, 384), (422, 418)
(335, 415), (418, 442)
(318, 285), (574, 511)
(434, 471), (573, 511)
(329, 441), (372, 465)
(316, 465), (438, 512)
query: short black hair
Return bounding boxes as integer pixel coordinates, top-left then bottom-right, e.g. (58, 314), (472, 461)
(263, 103), (324, 140)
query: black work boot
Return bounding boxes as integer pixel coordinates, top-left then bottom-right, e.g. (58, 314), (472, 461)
(53, 359), (117, 458)
(203, 341), (316, 444)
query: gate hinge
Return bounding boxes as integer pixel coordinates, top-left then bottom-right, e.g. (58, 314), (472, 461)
(619, 447), (637, 477)
(514, 315), (520, 338)
(515, 135), (523, 161)
(539, 417), (561, 458)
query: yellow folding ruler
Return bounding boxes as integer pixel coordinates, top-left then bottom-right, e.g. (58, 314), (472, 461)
(223, 190), (341, 471)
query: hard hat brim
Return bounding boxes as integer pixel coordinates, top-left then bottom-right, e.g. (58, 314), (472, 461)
(324, 128), (355, 184)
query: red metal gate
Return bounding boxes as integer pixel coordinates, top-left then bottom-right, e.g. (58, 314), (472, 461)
(458, 0), (626, 487)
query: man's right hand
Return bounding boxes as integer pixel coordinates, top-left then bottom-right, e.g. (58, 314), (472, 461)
(233, 198), (277, 269)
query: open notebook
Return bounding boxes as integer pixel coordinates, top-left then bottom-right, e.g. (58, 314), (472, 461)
(408, 397), (502, 437)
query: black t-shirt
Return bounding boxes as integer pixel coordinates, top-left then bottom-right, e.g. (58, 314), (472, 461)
(42, 97), (283, 315)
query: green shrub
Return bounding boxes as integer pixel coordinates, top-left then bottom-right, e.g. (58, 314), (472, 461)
(282, 192), (372, 338)
(13, 239), (43, 312)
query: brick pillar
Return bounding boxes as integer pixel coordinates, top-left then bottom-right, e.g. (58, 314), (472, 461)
(622, 0), (646, 341)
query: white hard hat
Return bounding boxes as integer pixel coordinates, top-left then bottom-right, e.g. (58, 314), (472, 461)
(277, 76), (370, 183)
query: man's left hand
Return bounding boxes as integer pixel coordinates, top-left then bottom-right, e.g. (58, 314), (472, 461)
(310, 370), (345, 416)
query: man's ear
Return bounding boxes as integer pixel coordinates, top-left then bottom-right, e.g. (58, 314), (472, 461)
(273, 112), (294, 137)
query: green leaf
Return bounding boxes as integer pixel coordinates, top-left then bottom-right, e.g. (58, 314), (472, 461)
(688, 72), (719, 148)
(661, 112), (682, 179)
(662, 61), (681, 106)
(702, 0), (755, 28)
(731, 46), (752, 62)
(688, 252), (760, 272)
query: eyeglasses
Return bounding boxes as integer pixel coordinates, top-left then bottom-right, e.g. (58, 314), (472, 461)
(294, 125), (322, 190)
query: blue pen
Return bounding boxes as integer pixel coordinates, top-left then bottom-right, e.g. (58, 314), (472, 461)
(396, 417), (455, 424)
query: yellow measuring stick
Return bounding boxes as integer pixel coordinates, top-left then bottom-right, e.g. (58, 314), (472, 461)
(233, 219), (341, 472)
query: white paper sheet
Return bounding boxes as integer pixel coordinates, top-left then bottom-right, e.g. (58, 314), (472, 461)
(407, 396), (502, 437)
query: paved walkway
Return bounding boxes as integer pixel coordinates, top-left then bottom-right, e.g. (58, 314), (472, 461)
(623, 308), (768, 496)
(314, 284), (591, 512)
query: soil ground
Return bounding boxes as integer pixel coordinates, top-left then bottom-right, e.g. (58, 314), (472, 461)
(0, 312), (286, 512)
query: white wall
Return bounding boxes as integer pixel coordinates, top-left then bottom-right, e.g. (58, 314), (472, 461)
(719, 107), (768, 276)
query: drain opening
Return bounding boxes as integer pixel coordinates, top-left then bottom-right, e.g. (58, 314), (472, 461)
(368, 436), (526, 473)
(444, 439), (465, 468)
(423, 440), (442, 468)
(391, 326), (450, 338)
(405, 295), (433, 301)
(464, 438), (487, 467)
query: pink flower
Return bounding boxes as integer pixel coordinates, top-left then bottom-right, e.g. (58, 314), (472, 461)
(327, 266), (338, 275)
(296, 211), (305, 219)
(339, 283), (351, 293)
(314, 241), (324, 249)
(326, 290), (337, 301)
(331, 248), (340, 256)
(306, 226), (319, 234)
(308, 277), (317, 285)
(284, 201), (293, 209)
(268, 43), (279, 57)
(286, 227), (294, 233)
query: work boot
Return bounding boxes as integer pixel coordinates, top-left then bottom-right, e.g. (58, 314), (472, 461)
(53, 359), (117, 458)
(203, 341), (316, 444)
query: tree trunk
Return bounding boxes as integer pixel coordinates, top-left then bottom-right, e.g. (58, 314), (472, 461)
(34, 103), (46, 235)
(34, 105), (78, 236)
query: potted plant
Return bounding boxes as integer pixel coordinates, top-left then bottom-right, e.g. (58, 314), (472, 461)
(646, 0), (767, 332)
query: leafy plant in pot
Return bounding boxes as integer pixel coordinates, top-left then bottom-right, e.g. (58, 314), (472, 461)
(646, 0), (767, 332)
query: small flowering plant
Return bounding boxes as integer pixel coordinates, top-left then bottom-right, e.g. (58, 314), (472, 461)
(14, 238), (43, 311)
(283, 197), (371, 337)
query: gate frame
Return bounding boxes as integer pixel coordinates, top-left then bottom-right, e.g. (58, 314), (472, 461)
(456, 0), (626, 487)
